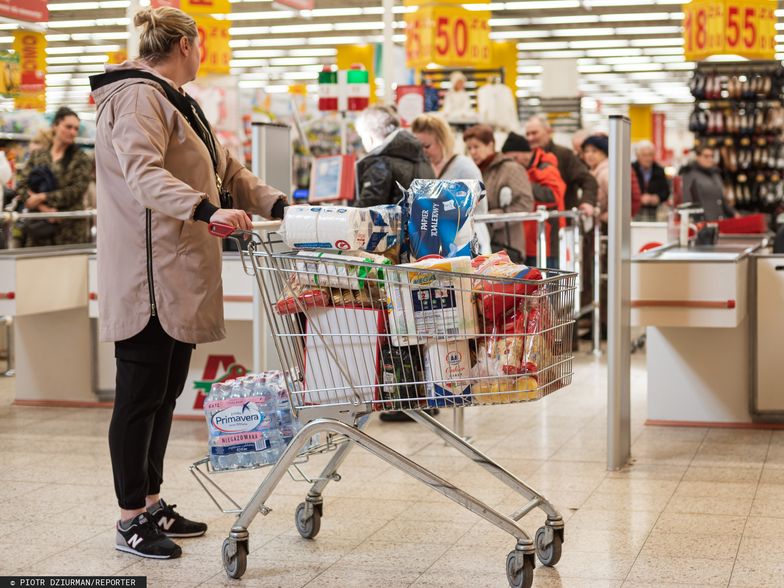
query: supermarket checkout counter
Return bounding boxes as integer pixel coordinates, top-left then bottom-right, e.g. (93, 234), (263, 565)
(0, 244), (94, 403)
(632, 236), (766, 424)
(89, 250), (280, 417)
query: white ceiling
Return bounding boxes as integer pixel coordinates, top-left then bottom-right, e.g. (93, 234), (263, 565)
(4, 0), (784, 126)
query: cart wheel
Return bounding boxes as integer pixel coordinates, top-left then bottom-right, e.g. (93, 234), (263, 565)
(506, 551), (534, 588)
(535, 526), (563, 566)
(295, 502), (321, 539)
(222, 538), (247, 579)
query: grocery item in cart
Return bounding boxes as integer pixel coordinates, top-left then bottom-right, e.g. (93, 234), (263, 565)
(204, 377), (283, 471)
(472, 376), (538, 404)
(294, 250), (391, 290)
(282, 205), (371, 251)
(281, 204), (401, 253)
(386, 256), (477, 346)
(424, 338), (473, 406)
(472, 251), (542, 322)
(367, 204), (403, 253)
(403, 179), (483, 260)
(274, 278), (331, 315)
(302, 306), (384, 406)
(378, 345), (427, 410)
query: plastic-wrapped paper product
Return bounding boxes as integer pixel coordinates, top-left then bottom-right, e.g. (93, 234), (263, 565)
(386, 256), (477, 346)
(403, 179), (483, 260)
(282, 205), (371, 251)
(282, 204), (401, 253)
(294, 250), (391, 291)
(367, 204), (402, 253)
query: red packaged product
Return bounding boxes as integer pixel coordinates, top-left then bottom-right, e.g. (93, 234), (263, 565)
(472, 251), (542, 322)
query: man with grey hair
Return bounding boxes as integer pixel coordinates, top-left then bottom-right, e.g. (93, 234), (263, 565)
(632, 140), (669, 221)
(525, 115), (597, 214)
(354, 105), (434, 207)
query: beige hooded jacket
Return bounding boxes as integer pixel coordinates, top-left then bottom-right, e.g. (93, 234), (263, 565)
(91, 61), (285, 344)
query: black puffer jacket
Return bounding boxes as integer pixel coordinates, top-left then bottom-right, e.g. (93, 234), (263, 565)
(355, 130), (435, 207)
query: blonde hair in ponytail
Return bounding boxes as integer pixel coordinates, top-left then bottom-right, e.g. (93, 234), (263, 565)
(133, 7), (197, 63)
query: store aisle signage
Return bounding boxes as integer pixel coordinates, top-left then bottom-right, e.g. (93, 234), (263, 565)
(405, 5), (491, 68)
(152, 0), (230, 15)
(0, 0), (47, 22)
(683, 0), (776, 61)
(12, 30), (45, 111)
(196, 17), (231, 75)
(317, 67), (370, 112)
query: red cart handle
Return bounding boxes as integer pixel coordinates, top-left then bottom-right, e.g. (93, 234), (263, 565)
(208, 222), (236, 238)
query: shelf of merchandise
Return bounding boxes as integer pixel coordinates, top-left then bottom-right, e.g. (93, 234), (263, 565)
(688, 60), (784, 216)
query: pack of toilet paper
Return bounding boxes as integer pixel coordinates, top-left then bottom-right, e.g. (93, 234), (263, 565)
(281, 205), (400, 253)
(402, 179), (484, 261)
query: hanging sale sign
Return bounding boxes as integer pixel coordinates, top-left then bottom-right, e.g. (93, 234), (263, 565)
(0, 0), (47, 23)
(405, 5), (491, 69)
(683, 0), (776, 61)
(196, 16), (231, 75)
(13, 31), (45, 93)
(151, 0), (230, 15)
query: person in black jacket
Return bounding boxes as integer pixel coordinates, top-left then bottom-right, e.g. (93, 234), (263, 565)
(354, 105), (434, 207)
(632, 140), (670, 221)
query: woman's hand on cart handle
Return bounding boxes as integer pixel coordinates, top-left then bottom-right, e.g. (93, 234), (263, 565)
(210, 208), (252, 231)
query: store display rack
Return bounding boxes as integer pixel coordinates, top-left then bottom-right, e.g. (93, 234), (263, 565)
(0, 133), (94, 146)
(419, 67), (505, 112)
(519, 97), (582, 134)
(688, 61), (784, 214)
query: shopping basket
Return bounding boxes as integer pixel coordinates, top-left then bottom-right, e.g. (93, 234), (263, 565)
(194, 221), (577, 588)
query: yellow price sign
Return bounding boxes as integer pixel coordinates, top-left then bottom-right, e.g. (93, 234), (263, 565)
(151, 0), (230, 15)
(405, 5), (491, 69)
(683, 0), (776, 61)
(195, 16), (231, 75)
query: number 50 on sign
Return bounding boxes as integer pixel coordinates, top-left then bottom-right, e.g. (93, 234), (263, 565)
(405, 6), (491, 69)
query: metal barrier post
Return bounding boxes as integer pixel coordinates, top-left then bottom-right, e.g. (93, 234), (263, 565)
(571, 209), (582, 317)
(536, 206), (548, 268)
(1, 316), (13, 377)
(607, 115), (632, 471)
(593, 219), (602, 355)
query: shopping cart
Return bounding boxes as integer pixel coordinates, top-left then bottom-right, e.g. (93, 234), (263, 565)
(196, 221), (577, 588)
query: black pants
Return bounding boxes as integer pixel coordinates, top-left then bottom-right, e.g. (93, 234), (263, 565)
(109, 316), (193, 510)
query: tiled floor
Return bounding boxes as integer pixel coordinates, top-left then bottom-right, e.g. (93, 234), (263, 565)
(1, 351), (783, 587)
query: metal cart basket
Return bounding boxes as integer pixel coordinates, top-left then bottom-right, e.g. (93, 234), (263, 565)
(197, 222), (577, 588)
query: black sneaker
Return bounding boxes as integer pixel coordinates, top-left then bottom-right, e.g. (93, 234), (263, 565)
(115, 512), (182, 559)
(149, 499), (208, 538)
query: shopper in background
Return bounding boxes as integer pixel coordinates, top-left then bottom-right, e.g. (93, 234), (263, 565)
(501, 131), (566, 267)
(524, 115), (597, 214)
(633, 140), (670, 221)
(14, 107), (92, 246)
(571, 129), (589, 161)
(465, 124), (533, 261)
(354, 105), (434, 207)
(90, 6), (287, 560)
(411, 113), (491, 253)
(680, 145), (737, 221)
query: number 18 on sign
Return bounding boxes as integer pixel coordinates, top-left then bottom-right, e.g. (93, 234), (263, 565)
(683, 0), (776, 61)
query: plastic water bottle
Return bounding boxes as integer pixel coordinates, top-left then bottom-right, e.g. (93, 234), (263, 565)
(205, 382), (231, 471)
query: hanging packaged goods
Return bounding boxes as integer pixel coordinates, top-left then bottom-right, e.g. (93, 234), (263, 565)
(683, 0), (777, 62)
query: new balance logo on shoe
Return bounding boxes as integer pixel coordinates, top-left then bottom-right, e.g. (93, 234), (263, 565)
(158, 517), (175, 532)
(128, 534), (143, 549)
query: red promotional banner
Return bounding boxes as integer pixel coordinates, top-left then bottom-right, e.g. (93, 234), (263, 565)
(0, 0), (47, 22)
(652, 112), (666, 164)
(274, 0), (315, 10)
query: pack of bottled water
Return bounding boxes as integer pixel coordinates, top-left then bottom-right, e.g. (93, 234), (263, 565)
(204, 371), (310, 471)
